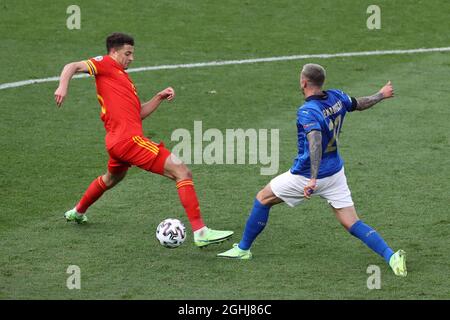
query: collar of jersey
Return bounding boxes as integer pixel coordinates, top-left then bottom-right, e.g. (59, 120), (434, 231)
(305, 91), (328, 102)
(106, 55), (125, 72)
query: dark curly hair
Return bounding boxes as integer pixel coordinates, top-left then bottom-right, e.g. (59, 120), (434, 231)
(106, 33), (134, 53)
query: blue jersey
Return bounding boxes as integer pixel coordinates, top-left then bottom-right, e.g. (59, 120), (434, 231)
(290, 89), (357, 179)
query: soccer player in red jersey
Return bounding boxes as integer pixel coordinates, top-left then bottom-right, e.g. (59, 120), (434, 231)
(54, 33), (233, 247)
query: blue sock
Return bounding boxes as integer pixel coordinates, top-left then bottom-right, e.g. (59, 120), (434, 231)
(349, 220), (394, 263)
(239, 199), (271, 250)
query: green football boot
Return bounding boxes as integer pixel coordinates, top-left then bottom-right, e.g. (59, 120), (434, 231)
(194, 227), (233, 248)
(217, 243), (252, 259)
(389, 250), (407, 277)
(64, 208), (88, 224)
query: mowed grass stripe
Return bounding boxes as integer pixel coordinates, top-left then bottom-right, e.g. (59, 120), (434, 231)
(1, 46), (450, 90)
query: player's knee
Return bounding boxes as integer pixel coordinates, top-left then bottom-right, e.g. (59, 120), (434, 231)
(103, 172), (126, 188)
(343, 218), (359, 231)
(256, 189), (270, 206)
(173, 163), (192, 181)
(256, 190), (264, 202)
(340, 221), (352, 231)
(256, 185), (281, 207)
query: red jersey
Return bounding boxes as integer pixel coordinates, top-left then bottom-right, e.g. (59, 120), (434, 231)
(83, 55), (143, 149)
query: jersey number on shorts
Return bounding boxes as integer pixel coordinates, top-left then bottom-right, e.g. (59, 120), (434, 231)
(326, 115), (342, 153)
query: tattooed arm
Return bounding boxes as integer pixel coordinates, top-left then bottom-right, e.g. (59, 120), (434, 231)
(307, 130), (322, 180)
(304, 130), (322, 199)
(355, 81), (394, 111)
(355, 92), (384, 111)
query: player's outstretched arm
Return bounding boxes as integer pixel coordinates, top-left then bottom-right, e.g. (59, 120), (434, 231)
(54, 61), (89, 107)
(355, 81), (394, 111)
(304, 130), (322, 199)
(140, 87), (175, 120)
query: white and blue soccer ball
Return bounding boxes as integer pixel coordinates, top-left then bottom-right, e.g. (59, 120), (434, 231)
(156, 218), (186, 248)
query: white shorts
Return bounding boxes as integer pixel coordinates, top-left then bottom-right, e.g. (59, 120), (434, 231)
(270, 168), (354, 209)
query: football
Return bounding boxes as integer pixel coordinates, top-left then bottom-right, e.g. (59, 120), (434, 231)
(156, 218), (187, 248)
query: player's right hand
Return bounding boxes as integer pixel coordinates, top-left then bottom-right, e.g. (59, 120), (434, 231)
(54, 86), (67, 107)
(158, 87), (175, 101)
(303, 179), (317, 199)
(379, 81), (394, 99)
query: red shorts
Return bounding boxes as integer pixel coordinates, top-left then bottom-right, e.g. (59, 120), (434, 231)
(107, 136), (171, 175)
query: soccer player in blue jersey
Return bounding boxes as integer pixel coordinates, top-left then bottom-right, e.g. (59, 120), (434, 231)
(218, 63), (407, 277)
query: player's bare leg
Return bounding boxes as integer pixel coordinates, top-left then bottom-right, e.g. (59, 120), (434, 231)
(255, 183), (284, 207)
(332, 205), (407, 276)
(65, 170), (127, 224)
(162, 153), (192, 182)
(162, 154), (233, 247)
(218, 184), (283, 259)
(332, 205), (360, 230)
(102, 170), (127, 188)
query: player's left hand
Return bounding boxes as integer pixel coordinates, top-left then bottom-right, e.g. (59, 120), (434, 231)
(158, 87), (175, 101)
(303, 179), (317, 199)
(379, 81), (394, 99)
(54, 86), (67, 107)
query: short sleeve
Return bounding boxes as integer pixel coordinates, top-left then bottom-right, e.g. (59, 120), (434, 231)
(336, 89), (357, 112)
(83, 55), (107, 76)
(298, 108), (321, 133)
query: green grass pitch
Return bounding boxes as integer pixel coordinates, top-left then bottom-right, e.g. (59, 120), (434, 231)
(1, 0), (450, 299)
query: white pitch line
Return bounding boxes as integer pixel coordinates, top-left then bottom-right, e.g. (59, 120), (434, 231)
(1, 46), (449, 90)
